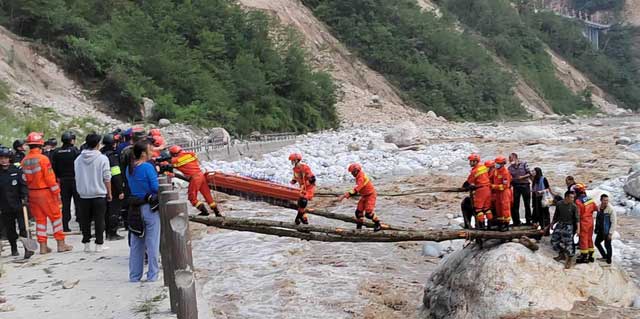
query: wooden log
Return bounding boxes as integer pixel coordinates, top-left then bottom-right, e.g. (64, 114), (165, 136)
(159, 188), (179, 296)
(314, 187), (465, 197)
(306, 208), (410, 231)
(166, 200), (198, 319)
(189, 215), (543, 243)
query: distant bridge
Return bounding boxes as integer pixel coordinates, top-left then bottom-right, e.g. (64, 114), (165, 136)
(540, 8), (612, 49)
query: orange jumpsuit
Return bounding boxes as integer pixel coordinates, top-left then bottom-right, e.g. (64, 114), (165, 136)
(292, 164), (316, 200)
(491, 166), (512, 225)
(291, 163), (316, 223)
(346, 170), (379, 223)
(172, 151), (216, 209)
(467, 164), (492, 223)
(21, 148), (65, 243)
(576, 195), (597, 254)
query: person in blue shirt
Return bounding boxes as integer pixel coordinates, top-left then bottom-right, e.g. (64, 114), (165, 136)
(125, 140), (160, 282)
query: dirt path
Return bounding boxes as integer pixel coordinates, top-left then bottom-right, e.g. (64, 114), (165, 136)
(0, 234), (173, 319)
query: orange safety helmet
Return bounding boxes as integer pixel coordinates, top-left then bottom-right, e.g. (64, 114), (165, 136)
(574, 183), (587, 193)
(26, 132), (45, 146)
(348, 163), (362, 173)
(288, 153), (302, 161)
(484, 160), (495, 168)
(152, 136), (165, 147)
(169, 145), (183, 156)
(149, 128), (162, 137)
(494, 156), (507, 165)
(468, 153), (480, 162)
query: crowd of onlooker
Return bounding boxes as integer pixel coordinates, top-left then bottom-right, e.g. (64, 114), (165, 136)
(463, 152), (617, 269)
(0, 128), (169, 282)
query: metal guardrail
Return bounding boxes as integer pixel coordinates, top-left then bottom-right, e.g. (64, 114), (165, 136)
(178, 132), (298, 153)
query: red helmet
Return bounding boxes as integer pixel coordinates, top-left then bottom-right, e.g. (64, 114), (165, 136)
(484, 160), (495, 168)
(26, 132), (45, 146)
(149, 128), (162, 137)
(348, 163), (362, 173)
(288, 153), (302, 161)
(495, 156), (507, 165)
(574, 183), (587, 193)
(468, 153), (480, 162)
(169, 145), (182, 155)
(152, 136), (165, 147)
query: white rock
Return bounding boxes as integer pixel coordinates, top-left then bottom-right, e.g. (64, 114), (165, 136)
(158, 118), (171, 127)
(616, 136), (633, 145)
(445, 213), (454, 219)
(209, 127), (231, 145)
(427, 110), (438, 118)
(384, 121), (420, 147)
(590, 120), (604, 127)
(347, 143), (360, 151)
(141, 97), (155, 120)
(422, 242), (443, 257)
(423, 243), (639, 319)
(624, 171), (640, 200)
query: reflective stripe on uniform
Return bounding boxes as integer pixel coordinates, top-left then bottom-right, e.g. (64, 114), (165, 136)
(111, 165), (122, 176)
(50, 185), (59, 192)
(23, 158), (39, 166)
(23, 166), (42, 174)
(175, 154), (197, 167)
(474, 165), (488, 177)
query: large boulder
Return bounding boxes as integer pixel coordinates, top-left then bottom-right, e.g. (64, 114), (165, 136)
(141, 97), (155, 120)
(210, 127), (231, 145)
(629, 162), (640, 174)
(384, 121), (420, 147)
(422, 242), (638, 319)
(624, 171), (640, 200)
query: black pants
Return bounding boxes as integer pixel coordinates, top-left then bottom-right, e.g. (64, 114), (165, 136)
(532, 195), (551, 228)
(595, 233), (612, 261)
(60, 178), (80, 231)
(1, 209), (26, 246)
(106, 196), (122, 237)
(511, 184), (531, 225)
(78, 197), (107, 245)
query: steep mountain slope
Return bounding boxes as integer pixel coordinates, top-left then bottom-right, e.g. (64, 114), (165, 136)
(237, 0), (443, 126)
(0, 26), (121, 126)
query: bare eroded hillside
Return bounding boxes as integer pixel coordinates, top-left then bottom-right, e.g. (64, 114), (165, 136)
(0, 27), (121, 126)
(238, 0), (444, 126)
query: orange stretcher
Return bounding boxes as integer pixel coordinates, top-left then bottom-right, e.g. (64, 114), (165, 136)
(205, 172), (300, 208)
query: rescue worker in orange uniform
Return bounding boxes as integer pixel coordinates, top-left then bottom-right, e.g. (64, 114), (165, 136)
(574, 183), (597, 264)
(485, 160), (496, 228)
(463, 154), (493, 229)
(338, 163), (382, 231)
(288, 153), (316, 225)
(168, 145), (222, 217)
(21, 132), (73, 254)
(151, 135), (165, 159)
(490, 156), (512, 232)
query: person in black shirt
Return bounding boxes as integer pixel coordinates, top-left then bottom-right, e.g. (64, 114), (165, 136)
(101, 134), (125, 241)
(12, 139), (26, 167)
(0, 146), (31, 258)
(43, 138), (58, 159)
(51, 131), (80, 232)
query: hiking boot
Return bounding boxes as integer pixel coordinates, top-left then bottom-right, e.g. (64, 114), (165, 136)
(197, 204), (210, 216)
(212, 206), (223, 217)
(575, 254), (588, 264)
(84, 243), (91, 253)
(294, 216), (301, 225)
(499, 224), (509, 232)
(24, 249), (34, 259)
(554, 252), (566, 262)
(373, 221), (382, 232)
(606, 259), (612, 264)
(40, 243), (52, 254)
(95, 244), (103, 253)
(588, 252), (595, 263)
(356, 222), (363, 230)
(56, 240), (73, 253)
(11, 246), (19, 257)
(565, 255), (573, 269)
